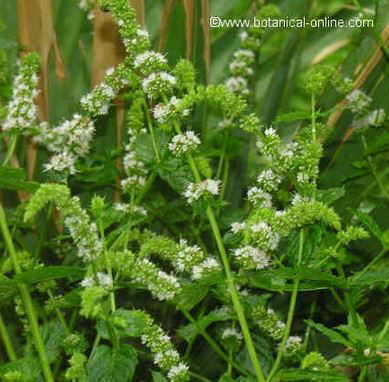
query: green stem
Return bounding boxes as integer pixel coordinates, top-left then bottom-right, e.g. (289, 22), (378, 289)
(143, 100), (161, 163)
(189, 371), (212, 382)
(173, 121), (265, 382)
(0, 312), (17, 361)
(267, 229), (304, 382)
(2, 135), (18, 167)
(353, 248), (387, 282)
(358, 366), (367, 382)
(47, 289), (69, 334)
(181, 309), (248, 377)
(311, 94), (316, 141)
(361, 134), (389, 201)
(0, 203), (54, 382)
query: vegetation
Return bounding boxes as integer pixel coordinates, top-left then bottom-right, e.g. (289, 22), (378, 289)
(0, 0), (388, 381)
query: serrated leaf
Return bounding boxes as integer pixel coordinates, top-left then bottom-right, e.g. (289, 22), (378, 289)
(354, 210), (383, 243)
(316, 187), (345, 205)
(306, 320), (352, 347)
(14, 266), (84, 284)
(41, 319), (67, 363)
(350, 268), (389, 286)
(174, 281), (209, 310)
(87, 344), (137, 382)
(277, 368), (348, 381)
(152, 371), (168, 382)
(178, 307), (231, 342)
(0, 356), (41, 382)
(111, 309), (149, 337)
(275, 110), (311, 123)
(0, 167), (39, 192)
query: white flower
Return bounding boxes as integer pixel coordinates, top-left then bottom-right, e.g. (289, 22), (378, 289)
(134, 51), (167, 69)
(257, 169), (282, 191)
(222, 327), (243, 341)
(231, 222), (246, 233)
(142, 72), (176, 98)
(346, 89), (372, 114)
(80, 277), (94, 288)
(233, 246), (270, 270)
(247, 187), (272, 207)
(284, 336), (302, 354)
(191, 257), (220, 280)
(226, 76), (249, 95)
(184, 179), (221, 203)
(167, 363), (189, 380)
(175, 239), (204, 272)
(97, 272), (113, 287)
(169, 131), (201, 156)
(264, 127), (277, 137)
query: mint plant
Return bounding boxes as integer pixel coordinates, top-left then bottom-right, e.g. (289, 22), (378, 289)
(0, 1), (388, 381)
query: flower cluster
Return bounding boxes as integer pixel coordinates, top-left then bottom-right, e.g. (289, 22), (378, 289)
(153, 96), (191, 124)
(80, 272), (113, 288)
(232, 245), (270, 271)
(284, 335), (303, 355)
(168, 130), (200, 156)
(175, 239), (205, 272)
(2, 53), (40, 135)
(252, 306), (285, 341)
(121, 144), (148, 192)
(80, 64), (130, 116)
(134, 51), (168, 76)
(133, 258), (180, 301)
(344, 88), (386, 129)
(138, 311), (189, 381)
(142, 72), (176, 99)
(221, 327), (243, 342)
(63, 196), (104, 262)
(35, 114), (95, 174)
(191, 257), (221, 280)
(184, 179), (221, 204)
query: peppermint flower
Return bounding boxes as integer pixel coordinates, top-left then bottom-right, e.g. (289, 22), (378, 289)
(346, 89), (372, 115)
(247, 187), (272, 208)
(226, 76), (249, 95)
(231, 222), (246, 234)
(3, 53), (40, 135)
(257, 169), (282, 192)
(168, 131), (200, 156)
(175, 239), (205, 272)
(191, 257), (220, 280)
(184, 179), (221, 204)
(142, 71), (176, 99)
(233, 245), (270, 270)
(134, 51), (168, 75)
(222, 327), (243, 341)
(284, 336), (303, 354)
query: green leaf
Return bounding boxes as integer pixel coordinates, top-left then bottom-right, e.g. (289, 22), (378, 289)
(246, 268), (346, 292)
(305, 320), (352, 347)
(0, 167), (39, 192)
(14, 266), (85, 284)
(354, 211), (383, 243)
(350, 268), (389, 286)
(152, 371), (168, 382)
(111, 309), (149, 337)
(277, 368), (348, 381)
(174, 281), (209, 310)
(0, 274), (17, 301)
(87, 344), (137, 382)
(316, 187), (345, 205)
(0, 356), (41, 382)
(41, 319), (67, 363)
(275, 110), (311, 123)
(178, 308), (231, 343)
